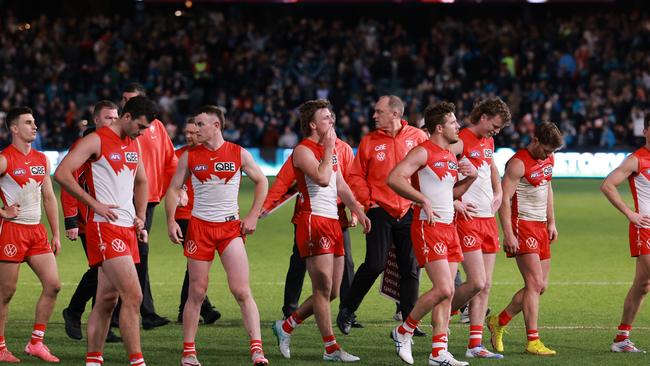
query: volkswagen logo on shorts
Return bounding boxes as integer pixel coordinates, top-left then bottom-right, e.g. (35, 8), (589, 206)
(186, 240), (198, 254)
(319, 237), (332, 250)
(111, 239), (126, 253)
(645, 239), (650, 249)
(463, 236), (476, 248)
(526, 237), (538, 249)
(3, 244), (17, 257)
(433, 242), (446, 256)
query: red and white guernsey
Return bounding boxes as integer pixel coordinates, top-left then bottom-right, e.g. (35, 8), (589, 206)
(85, 127), (140, 227)
(511, 149), (554, 222)
(458, 128), (495, 218)
(629, 147), (650, 227)
(411, 140), (458, 224)
(0, 145), (48, 224)
(188, 142), (242, 222)
(294, 139), (338, 220)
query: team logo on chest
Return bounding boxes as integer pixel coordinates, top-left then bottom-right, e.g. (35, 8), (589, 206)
(405, 140), (415, 149)
(214, 162), (236, 172)
(125, 152), (139, 163)
(30, 166), (46, 175)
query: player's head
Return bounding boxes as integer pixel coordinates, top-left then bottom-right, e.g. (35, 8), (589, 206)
(6, 106), (37, 143)
(92, 100), (119, 129)
(193, 105), (225, 143)
(121, 83), (146, 107)
(469, 97), (511, 138)
(530, 121), (563, 160)
(120, 96), (157, 139)
(423, 101), (459, 143)
(373, 95), (404, 130)
(299, 99), (334, 139)
(184, 118), (200, 147)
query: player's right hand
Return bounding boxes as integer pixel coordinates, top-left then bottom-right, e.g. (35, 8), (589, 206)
(320, 127), (336, 150)
(454, 200), (477, 220)
(65, 228), (79, 241)
(503, 233), (519, 254)
(628, 212), (650, 227)
(93, 202), (119, 222)
(1, 204), (20, 219)
(167, 220), (183, 244)
(419, 199), (439, 225)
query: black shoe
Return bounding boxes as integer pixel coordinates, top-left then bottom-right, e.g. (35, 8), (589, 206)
(142, 314), (170, 330)
(336, 309), (352, 335)
(177, 312), (183, 324)
(201, 308), (221, 325)
(350, 313), (364, 329)
(413, 326), (426, 337)
(62, 308), (82, 340)
(105, 329), (122, 343)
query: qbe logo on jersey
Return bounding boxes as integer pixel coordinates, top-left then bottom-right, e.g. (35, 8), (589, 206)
(125, 152), (139, 163)
(215, 162), (236, 172)
(30, 166), (46, 175)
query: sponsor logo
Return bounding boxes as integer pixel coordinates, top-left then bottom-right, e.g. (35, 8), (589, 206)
(433, 242), (447, 256)
(125, 152), (139, 163)
(181, 183), (188, 191)
(543, 166), (553, 176)
(469, 150), (481, 158)
(376, 152), (386, 161)
(525, 237), (538, 249)
(109, 152), (122, 161)
(214, 162), (236, 172)
(463, 236), (477, 248)
(193, 164), (208, 172)
(13, 168), (26, 176)
(484, 149), (493, 158)
(3, 244), (17, 258)
(374, 144), (387, 151)
(186, 240), (197, 254)
(331, 155), (338, 165)
(447, 161), (458, 170)
(120, 145), (128, 150)
(111, 239), (126, 253)
(149, 125), (155, 133)
(319, 237), (332, 250)
(30, 166), (46, 175)
(434, 161), (445, 168)
(405, 140), (415, 149)
(646, 239), (650, 249)
(530, 172), (540, 178)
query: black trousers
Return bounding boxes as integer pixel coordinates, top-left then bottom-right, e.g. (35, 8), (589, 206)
(341, 207), (420, 320)
(282, 225), (355, 318)
(66, 234), (98, 316)
(176, 218), (215, 314)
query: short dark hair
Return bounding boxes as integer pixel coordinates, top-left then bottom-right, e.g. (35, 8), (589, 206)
(298, 99), (331, 136)
(6, 107), (32, 127)
(644, 113), (650, 129)
(122, 96), (157, 123)
(469, 97), (512, 126)
(423, 102), (455, 134)
(535, 121), (564, 149)
(92, 100), (118, 120)
(123, 83), (146, 96)
(194, 105), (225, 130)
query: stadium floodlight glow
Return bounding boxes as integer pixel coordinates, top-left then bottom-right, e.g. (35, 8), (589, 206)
(185, 0), (192, 8)
(527, 0), (548, 3)
(174, 10), (183, 17)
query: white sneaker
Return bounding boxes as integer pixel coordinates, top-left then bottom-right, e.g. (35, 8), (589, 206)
(465, 345), (504, 359)
(428, 351), (469, 366)
(611, 339), (646, 353)
(180, 354), (201, 366)
(272, 319), (292, 358)
(323, 349), (360, 362)
(390, 326), (414, 364)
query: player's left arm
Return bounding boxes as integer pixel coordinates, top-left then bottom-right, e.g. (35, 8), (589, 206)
(241, 148), (269, 235)
(134, 160), (149, 243)
(336, 170), (371, 233)
(490, 160), (503, 214)
(547, 182), (558, 242)
(42, 159), (61, 255)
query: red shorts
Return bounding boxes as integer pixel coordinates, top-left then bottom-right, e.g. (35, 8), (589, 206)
(507, 219), (551, 260)
(411, 220), (463, 267)
(295, 214), (344, 258)
(628, 224), (650, 257)
(86, 222), (139, 267)
(0, 220), (50, 262)
(456, 217), (500, 254)
(185, 216), (244, 261)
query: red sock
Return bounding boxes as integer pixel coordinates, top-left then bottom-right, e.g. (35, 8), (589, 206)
(282, 312), (303, 334)
(250, 339), (263, 356)
(85, 352), (103, 365)
(431, 333), (448, 357)
(183, 342), (196, 357)
(398, 316), (419, 335)
(498, 310), (512, 326)
(129, 352), (145, 366)
(527, 329), (539, 341)
(468, 325), (483, 348)
(614, 324), (632, 342)
(323, 335), (340, 354)
(30, 323), (46, 345)
(0, 335), (6, 351)
(450, 309), (460, 316)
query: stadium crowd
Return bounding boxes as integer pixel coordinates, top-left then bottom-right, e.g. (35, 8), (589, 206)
(0, 6), (649, 150)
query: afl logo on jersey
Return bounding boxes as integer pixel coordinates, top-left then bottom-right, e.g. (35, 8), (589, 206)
(434, 161), (445, 168)
(109, 153), (122, 161)
(469, 150), (481, 158)
(214, 162), (236, 172)
(30, 166), (46, 175)
(193, 164), (208, 172)
(13, 168), (26, 176)
(125, 152), (139, 163)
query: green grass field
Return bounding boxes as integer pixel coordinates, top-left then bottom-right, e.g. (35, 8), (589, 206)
(4, 179), (650, 365)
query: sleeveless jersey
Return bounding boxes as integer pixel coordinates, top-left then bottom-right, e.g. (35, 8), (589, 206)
(0, 145), (48, 224)
(294, 139), (339, 220)
(458, 128), (495, 218)
(510, 149), (554, 222)
(629, 147), (650, 227)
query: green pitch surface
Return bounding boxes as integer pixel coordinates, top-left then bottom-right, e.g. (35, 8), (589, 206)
(3, 179), (649, 365)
